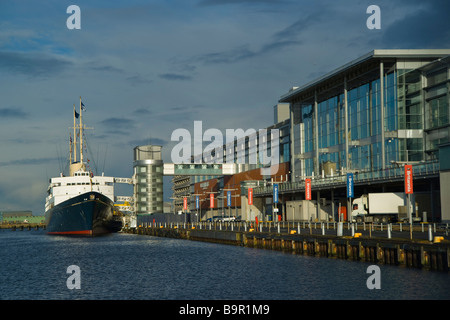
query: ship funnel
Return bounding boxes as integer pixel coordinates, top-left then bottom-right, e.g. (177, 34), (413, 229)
(70, 162), (86, 176)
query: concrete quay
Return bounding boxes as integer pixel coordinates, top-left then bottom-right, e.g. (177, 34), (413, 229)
(0, 223), (46, 231)
(124, 223), (450, 272)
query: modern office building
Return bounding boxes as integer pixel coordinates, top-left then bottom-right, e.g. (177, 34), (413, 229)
(254, 49), (450, 222)
(168, 49), (449, 223)
(171, 104), (291, 221)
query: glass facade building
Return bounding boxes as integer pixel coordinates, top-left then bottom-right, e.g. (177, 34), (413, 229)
(167, 50), (449, 222)
(284, 50), (450, 181)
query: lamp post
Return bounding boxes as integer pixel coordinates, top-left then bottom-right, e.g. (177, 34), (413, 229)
(192, 193), (202, 223)
(208, 190), (220, 220)
(223, 188), (237, 220)
(391, 160), (423, 239)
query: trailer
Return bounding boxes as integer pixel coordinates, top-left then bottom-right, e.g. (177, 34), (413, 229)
(351, 193), (418, 223)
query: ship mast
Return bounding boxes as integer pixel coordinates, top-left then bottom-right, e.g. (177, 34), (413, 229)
(73, 103), (77, 163)
(79, 96), (84, 164)
(69, 97), (90, 176)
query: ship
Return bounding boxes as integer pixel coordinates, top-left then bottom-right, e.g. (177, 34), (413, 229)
(45, 98), (122, 235)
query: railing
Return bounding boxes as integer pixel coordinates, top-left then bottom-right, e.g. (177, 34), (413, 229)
(134, 220), (449, 241)
(254, 161), (440, 195)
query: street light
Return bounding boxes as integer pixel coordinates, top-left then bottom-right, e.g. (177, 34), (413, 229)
(222, 188), (237, 219)
(391, 160), (421, 240)
(192, 193), (203, 223)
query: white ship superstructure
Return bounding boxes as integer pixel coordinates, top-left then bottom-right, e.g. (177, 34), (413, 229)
(45, 169), (114, 213)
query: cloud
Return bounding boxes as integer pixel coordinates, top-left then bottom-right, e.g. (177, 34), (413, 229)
(89, 65), (125, 74)
(128, 137), (168, 147)
(191, 36), (301, 65)
(198, 0), (285, 6)
(99, 117), (135, 135)
(0, 157), (60, 167)
(195, 45), (256, 64)
(0, 51), (72, 77)
(126, 74), (152, 86)
(159, 73), (193, 81)
(133, 108), (151, 116)
(381, 0), (450, 48)
(0, 108), (28, 119)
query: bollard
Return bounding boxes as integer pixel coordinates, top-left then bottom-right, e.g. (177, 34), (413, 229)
(298, 222), (300, 235)
(387, 223), (391, 239)
(277, 223), (280, 234)
(244, 223), (247, 232)
(337, 222), (343, 236)
(428, 225), (433, 242)
(351, 223), (355, 237)
(400, 223), (402, 232)
(321, 223), (325, 235)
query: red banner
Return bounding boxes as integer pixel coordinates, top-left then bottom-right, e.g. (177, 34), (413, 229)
(210, 193), (214, 208)
(305, 178), (312, 200)
(405, 165), (413, 194)
(248, 188), (253, 205)
(183, 197), (188, 210)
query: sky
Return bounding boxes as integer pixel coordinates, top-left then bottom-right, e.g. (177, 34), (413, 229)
(0, 0), (449, 215)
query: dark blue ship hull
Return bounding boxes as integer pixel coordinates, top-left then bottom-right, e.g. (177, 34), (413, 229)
(45, 191), (121, 235)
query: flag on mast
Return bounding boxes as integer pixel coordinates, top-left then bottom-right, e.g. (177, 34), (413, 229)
(81, 101), (86, 111)
(75, 110), (79, 118)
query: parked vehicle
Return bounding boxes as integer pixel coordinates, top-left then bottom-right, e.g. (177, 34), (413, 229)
(351, 192), (420, 223)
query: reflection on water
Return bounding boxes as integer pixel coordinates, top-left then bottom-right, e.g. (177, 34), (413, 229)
(0, 230), (449, 300)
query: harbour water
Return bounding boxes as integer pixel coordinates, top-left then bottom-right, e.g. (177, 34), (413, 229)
(0, 229), (449, 300)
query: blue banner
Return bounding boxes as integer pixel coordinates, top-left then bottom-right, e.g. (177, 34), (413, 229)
(273, 184), (279, 203)
(347, 173), (354, 198)
(227, 191), (231, 207)
(195, 196), (199, 209)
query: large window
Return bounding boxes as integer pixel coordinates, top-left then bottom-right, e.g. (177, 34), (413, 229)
(385, 72), (398, 132)
(398, 69), (422, 130)
(302, 104), (314, 153)
(349, 83), (370, 141)
(427, 93), (448, 129)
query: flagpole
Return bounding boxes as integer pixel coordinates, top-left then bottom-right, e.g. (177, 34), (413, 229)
(73, 103), (77, 163)
(80, 96), (83, 164)
(69, 133), (72, 165)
